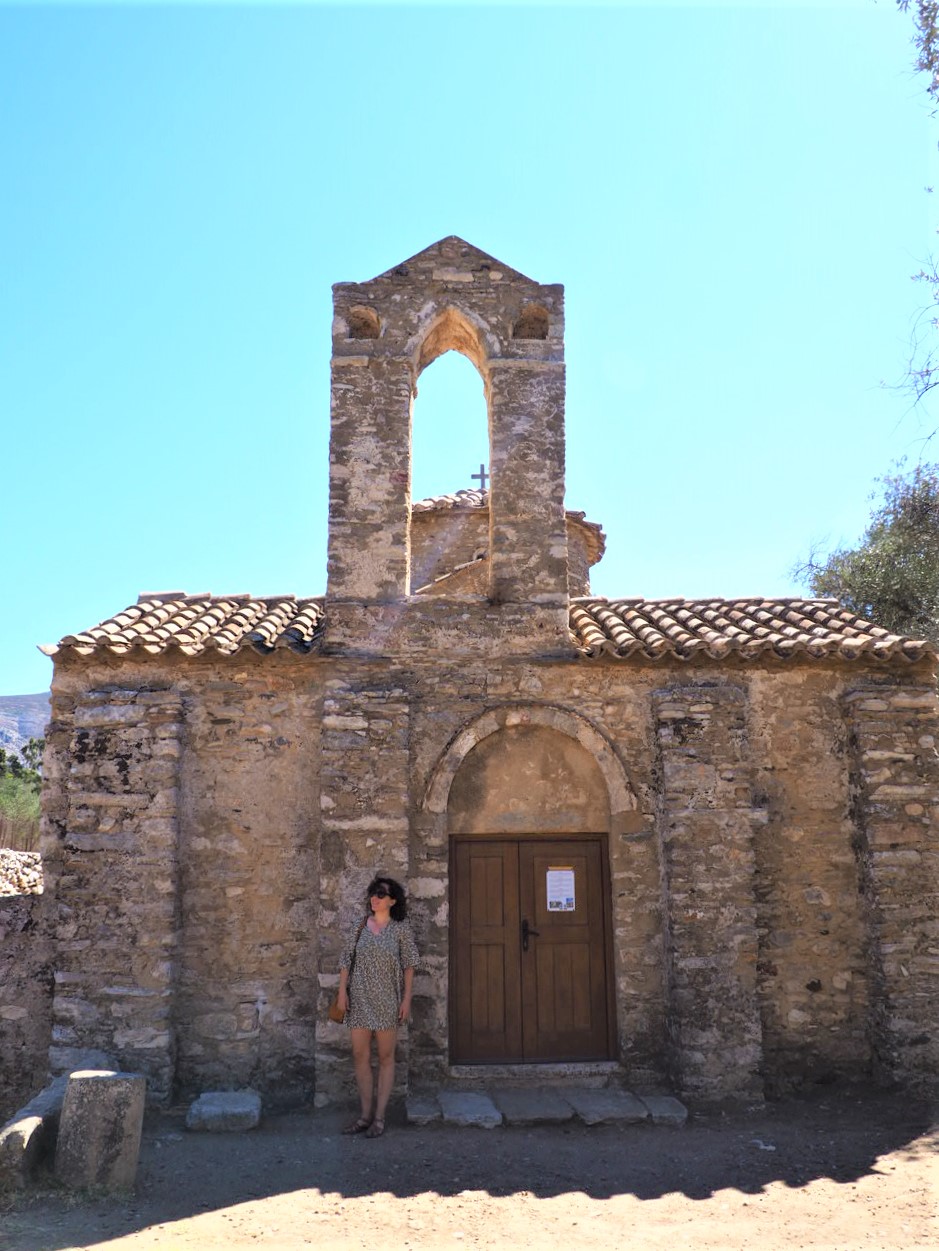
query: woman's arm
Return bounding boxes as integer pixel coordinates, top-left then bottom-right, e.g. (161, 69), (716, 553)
(337, 966), (350, 1013)
(398, 965), (414, 1023)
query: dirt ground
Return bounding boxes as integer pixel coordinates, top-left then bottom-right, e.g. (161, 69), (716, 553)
(2, 1086), (936, 1251)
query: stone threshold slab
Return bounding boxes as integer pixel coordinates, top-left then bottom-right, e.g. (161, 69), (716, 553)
(406, 1087), (687, 1129)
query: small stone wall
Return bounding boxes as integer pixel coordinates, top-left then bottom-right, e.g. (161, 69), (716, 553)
(844, 686), (939, 1088)
(0, 891), (53, 1123)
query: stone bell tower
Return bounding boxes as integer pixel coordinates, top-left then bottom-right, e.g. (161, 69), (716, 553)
(324, 236), (571, 656)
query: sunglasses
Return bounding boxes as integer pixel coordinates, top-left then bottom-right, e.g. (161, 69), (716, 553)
(370, 886), (392, 899)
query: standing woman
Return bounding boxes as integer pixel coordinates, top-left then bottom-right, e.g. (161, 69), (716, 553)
(336, 875), (419, 1139)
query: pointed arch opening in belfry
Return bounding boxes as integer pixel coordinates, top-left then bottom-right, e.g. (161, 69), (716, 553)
(407, 306), (497, 593)
(411, 351), (489, 506)
(413, 305), (493, 377)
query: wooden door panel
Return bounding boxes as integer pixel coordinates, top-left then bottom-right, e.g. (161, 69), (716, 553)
(470, 943), (508, 1035)
(451, 841), (521, 1062)
(452, 836), (611, 1064)
(520, 840), (610, 1060)
(470, 852), (505, 926)
(534, 943), (593, 1034)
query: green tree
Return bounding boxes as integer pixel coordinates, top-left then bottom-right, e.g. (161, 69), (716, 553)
(0, 741), (42, 851)
(899, 2), (939, 101)
(22, 737), (44, 773)
(798, 462), (939, 643)
(894, 4), (939, 400)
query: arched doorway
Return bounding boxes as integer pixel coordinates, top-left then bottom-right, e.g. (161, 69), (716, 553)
(446, 721), (615, 1064)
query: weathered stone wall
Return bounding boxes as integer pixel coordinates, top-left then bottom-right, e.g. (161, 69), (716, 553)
(314, 669), (412, 1107)
(410, 509), (597, 597)
(446, 723), (609, 835)
(410, 510), (488, 593)
(175, 671), (320, 1111)
(653, 685), (763, 1100)
(40, 686), (182, 1104)
(565, 527), (593, 598)
(18, 646), (937, 1112)
(407, 656), (937, 1099)
(843, 685), (939, 1089)
(323, 597), (573, 662)
(749, 670), (871, 1092)
(0, 892), (53, 1122)
(33, 655), (327, 1112)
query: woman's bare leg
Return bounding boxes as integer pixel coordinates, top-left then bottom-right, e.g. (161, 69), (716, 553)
(373, 1029), (397, 1124)
(350, 1028), (374, 1120)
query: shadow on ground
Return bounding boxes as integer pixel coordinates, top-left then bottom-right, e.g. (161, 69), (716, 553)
(2, 1086), (935, 1251)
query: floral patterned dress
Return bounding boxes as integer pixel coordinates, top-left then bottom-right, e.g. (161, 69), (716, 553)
(340, 918), (419, 1031)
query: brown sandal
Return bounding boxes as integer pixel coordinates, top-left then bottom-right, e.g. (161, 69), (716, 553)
(342, 1116), (372, 1135)
(365, 1118), (385, 1138)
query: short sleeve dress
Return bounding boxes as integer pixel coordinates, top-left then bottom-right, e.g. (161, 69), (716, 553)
(340, 918), (419, 1030)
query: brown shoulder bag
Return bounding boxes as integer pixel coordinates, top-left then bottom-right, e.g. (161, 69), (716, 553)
(328, 918), (366, 1023)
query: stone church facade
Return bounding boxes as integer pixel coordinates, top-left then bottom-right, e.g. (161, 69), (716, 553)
(34, 238), (939, 1109)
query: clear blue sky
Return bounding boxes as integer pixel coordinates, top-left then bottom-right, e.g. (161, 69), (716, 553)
(2, 0), (937, 695)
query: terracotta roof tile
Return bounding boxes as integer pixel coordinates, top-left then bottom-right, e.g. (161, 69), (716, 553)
(44, 594), (325, 658)
(569, 597), (937, 663)
(412, 488), (489, 513)
(43, 593), (936, 665)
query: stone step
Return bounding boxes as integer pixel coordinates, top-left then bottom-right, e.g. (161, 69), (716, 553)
(405, 1087), (687, 1129)
(446, 1061), (622, 1090)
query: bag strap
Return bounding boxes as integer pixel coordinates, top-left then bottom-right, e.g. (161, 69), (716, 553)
(348, 918), (367, 980)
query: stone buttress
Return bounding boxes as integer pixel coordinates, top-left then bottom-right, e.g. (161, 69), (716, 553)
(41, 689), (182, 1104)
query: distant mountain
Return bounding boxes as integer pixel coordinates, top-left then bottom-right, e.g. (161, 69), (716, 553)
(0, 693), (51, 761)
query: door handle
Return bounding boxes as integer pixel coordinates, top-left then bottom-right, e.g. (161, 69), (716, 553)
(521, 918), (540, 952)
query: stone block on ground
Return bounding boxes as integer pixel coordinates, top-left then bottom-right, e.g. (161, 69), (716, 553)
(562, 1088), (651, 1126)
(491, 1087), (575, 1125)
(638, 1094), (688, 1126)
(53, 1070), (146, 1191)
(438, 1090), (502, 1129)
(0, 1073), (71, 1188)
(405, 1094), (441, 1126)
(0, 1116), (46, 1190)
(186, 1090), (262, 1132)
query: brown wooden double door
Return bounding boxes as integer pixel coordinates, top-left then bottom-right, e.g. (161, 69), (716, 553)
(450, 837), (613, 1064)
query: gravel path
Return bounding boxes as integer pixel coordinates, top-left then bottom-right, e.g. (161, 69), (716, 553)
(3, 1087), (936, 1250)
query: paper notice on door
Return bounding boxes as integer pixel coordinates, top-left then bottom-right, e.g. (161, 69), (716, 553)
(546, 867), (575, 912)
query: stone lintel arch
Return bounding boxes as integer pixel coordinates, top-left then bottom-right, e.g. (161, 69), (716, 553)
(423, 703), (637, 827)
(410, 304), (499, 382)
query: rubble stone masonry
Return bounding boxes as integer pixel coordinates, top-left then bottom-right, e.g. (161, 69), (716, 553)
(0, 890), (51, 1122)
(653, 685), (763, 1099)
(40, 687), (182, 1103)
(843, 685), (939, 1088)
(10, 650), (938, 1114)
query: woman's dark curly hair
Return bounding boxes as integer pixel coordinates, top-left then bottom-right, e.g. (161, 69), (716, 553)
(365, 875), (408, 922)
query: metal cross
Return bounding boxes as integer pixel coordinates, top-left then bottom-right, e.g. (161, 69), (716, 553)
(471, 463), (489, 490)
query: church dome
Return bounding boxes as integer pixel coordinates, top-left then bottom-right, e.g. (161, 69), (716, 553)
(410, 489), (605, 597)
